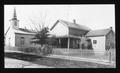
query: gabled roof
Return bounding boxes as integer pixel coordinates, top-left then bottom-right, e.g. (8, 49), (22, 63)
(5, 26), (10, 36)
(86, 28), (113, 37)
(18, 28), (35, 33)
(50, 19), (91, 31)
(14, 28), (36, 35)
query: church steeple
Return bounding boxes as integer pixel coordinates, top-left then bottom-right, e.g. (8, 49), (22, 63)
(10, 7), (19, 29)
(12, 7), (17, 20)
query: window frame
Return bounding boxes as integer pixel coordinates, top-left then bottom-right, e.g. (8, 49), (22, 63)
(20, 37), (25, 46)
(93, 40), (97, 44)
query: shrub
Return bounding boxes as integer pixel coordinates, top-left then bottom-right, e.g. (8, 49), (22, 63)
(17, 47), (24, 51)
(18, 45), (53, 56)
(23, 47), (39, 53)
(41, 45), (53, 55)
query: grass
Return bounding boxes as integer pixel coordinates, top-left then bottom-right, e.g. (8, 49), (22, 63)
(5, 52), (115, 68)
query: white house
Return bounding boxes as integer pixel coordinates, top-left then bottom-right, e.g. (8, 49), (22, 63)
(86, 27), (115, 54)
(50, 19), (91, 49)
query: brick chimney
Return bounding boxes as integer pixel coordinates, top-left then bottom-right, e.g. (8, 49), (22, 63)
(73, 19), (76, 24)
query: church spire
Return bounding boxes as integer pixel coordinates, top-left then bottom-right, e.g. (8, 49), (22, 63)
(12, 7), (17, 20)
(10, 7), (19, 29)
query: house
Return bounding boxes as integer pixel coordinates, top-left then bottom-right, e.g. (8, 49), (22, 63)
(4, 8), (36, 48)
(86, 27), (115, 54)
(50, 19), (115, 53)
(50, 19), (91, 49)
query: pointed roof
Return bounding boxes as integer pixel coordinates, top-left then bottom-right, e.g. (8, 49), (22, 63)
(11, 7), (18, 20)
(50, 19), (91, 31)
(14, 28), (36, 35)
(18, 28), (36, 33)
(4, 26), (10, 36)
(86, 28), (113, 37)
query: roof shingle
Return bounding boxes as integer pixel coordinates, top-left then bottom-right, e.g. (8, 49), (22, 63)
(17, 28), (36, 33)
(86, 28), (112, 37)
(59, 20), (91, 31)
(51, 19), (91, 31)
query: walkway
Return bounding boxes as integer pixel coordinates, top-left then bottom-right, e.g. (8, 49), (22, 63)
(5, 57), (54, 68)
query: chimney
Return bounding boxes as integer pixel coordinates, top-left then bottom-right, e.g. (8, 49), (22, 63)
(110, 27), (112, 30)
(73, 19), (76, 24)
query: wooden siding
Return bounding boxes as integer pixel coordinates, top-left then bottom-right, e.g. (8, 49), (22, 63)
(15, 33), (34, 48)
(50, 22), (68, 36)
(105, 30), (115, 50)
(5, 26), (15, 47)
(89, 36), (106, 53)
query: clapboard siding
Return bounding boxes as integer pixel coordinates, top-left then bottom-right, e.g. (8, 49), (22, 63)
(105, 30), (115, 49)
(15, 33), (34, 48)
(50, 22), (68, 36)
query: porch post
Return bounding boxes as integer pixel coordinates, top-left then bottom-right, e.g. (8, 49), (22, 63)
(68, 37), (70, 51)
(59, 38), (61, 48)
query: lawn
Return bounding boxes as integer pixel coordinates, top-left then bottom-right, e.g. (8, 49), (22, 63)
(5, 52), (115, 68)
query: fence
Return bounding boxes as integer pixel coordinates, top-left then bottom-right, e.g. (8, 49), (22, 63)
(53, 48), (116, 62)
(4, 46), (19, 51)
(4, 46), (116, 63)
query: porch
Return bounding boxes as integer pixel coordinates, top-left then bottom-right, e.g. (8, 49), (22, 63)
(54, 35), (81, 49)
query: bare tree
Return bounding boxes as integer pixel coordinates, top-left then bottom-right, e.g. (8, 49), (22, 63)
(28, 11), (50, 31)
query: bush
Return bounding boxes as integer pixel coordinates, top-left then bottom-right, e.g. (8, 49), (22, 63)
(87, 44), (93, 50)
(17, 47), (24, 51)
(18, 45), (53, 56)
(41, 45), (53, 55)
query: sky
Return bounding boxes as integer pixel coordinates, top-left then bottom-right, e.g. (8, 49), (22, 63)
(4, 4), (115, 33)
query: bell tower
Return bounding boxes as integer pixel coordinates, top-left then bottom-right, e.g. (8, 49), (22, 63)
(10, 7), (19, 29)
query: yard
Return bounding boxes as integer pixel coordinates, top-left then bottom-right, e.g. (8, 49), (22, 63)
(5, 52), (115, 68)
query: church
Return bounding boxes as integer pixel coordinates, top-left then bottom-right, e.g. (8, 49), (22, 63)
(4, 8), (36, 48)
(4, 8), (115, 53)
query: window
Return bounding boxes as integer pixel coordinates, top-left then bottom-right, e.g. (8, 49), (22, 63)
(14, 21), (17, 26)
(93, 40), (97, 44)
(20, 37), (25, 46)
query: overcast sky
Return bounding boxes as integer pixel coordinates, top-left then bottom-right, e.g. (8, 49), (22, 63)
(4, 4), (115, 33)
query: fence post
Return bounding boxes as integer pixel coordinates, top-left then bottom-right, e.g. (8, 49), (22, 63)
(109, 51), (111, 63)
